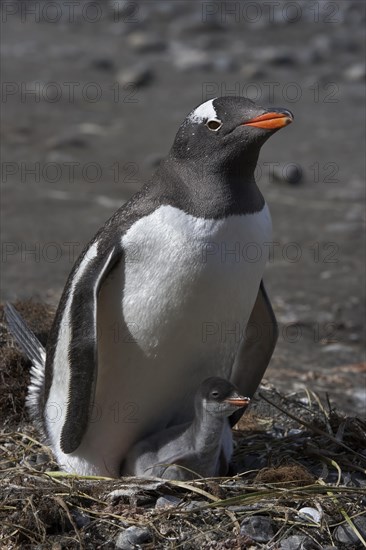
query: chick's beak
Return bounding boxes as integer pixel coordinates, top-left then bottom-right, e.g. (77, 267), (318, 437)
(243, 108), (294, 130)
(224, 395), (251, 408)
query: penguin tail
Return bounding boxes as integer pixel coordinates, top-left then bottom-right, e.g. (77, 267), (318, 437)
(4, 302), (46, 419)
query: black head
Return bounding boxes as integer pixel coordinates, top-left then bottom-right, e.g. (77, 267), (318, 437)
(196, 377), (250, 417)
(170, 96), (293, 170)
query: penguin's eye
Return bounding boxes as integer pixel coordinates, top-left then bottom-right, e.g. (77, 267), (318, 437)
(206, 119), (222, 132)
(211, 390), (219, 398)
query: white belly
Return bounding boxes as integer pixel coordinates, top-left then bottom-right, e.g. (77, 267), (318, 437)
(121, 204), (272, 368)
(57, 203), (272, 476)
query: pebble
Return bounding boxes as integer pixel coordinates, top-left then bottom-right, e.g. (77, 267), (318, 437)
(334, 516), (366, 544)
(298, 506), (322, 524)
(115, 526), (152, 550)
(344, 63), (366, 82)
(309, 34), (333, 62)
(116, 65), (153, 87)
(352, 472), (366, 487)
(171, 12), (222, 36)
(8, 126), (33, 145)
(36, 452), (51, 465)
(280, 534), (317, 549)
(91, 58), (115, 72)
(287, 429), (303, 436)
(321, 343), (353, 353)
(155, 495), (182, 509)
(240, 515), (275, 542)
(71, 509), (91, 529)
(77, 123), (106, 136)
(45, 132), (88, 150)
(110, 0), (141, 21)
(153, 2), (179, 21)
(258, 47), (298, 67)
(236, 452), (267, 471)
(240, 63), (267, 80)
(212, 55), (237, 72)
(183, 500), (205, 510)
(21, 452), (50, 470)
(170, 44), (212, 71)
(272, 163), (303, 185)
(127, 32), (166, 53)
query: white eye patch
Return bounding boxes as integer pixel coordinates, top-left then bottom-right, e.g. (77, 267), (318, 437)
(188, 98), (218, 123)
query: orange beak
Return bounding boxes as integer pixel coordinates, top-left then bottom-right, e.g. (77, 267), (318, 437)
(243, 111), (293, 130)
(225, 396), (251, 407)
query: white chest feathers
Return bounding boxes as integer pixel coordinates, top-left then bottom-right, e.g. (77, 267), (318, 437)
(120, 204), (272, 355)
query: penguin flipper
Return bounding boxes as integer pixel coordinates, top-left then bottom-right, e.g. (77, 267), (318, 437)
(49, 240), (121, 454)
(230, 280), (278, 426)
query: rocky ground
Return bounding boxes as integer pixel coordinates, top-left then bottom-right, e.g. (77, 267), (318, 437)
(1, 1), (365, 548)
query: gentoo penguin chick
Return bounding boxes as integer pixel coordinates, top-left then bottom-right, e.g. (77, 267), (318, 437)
(5, 97), (293, 477)
(122, 377), (250, 480)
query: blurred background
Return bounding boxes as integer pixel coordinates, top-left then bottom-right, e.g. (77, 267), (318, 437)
(1, 0), (365, 415)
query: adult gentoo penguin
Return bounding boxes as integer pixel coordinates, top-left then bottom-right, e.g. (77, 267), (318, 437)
(123, 377), (250, 480)
(6, 97), (293, 477)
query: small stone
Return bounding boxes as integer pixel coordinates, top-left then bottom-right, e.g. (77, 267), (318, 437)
(212, 55), (237, 72)
(77, 123), (106, 136)
(237, 452), (267, 471)
(45, 132), (88, 150)
(36, 452), (50, 465)
(298, 507), (322, 524)
(280, 535), (317, 549)
(110, 0), (140, 20)
(71, 509), (91, 528)
(183, 500), (204, 510)
(127, 32), (166, 53)
(344, 63), (366, 82)
(117, 65), (153, 88)
(91, 58), (115, 72)
(171, 12), (222, 36)
(287, 429), (303, 436)
(155, 495), (182, 508)
(171, 44), (212, 71)
(153, 2), (177, 21)
(309, 34), (333, 62)
(8, 126), (33, 144)
(334, 524), (358, 544)
(273, 164), (303, 185)
(240, 63), (267, 80)
(321, 343), (352, 352)
(240, 516), (275, 543)
(352, 472), (366, 487)
(115, 526), (152, 549)
(258, 47), (298, 67)
(334, 516), (366, 544)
